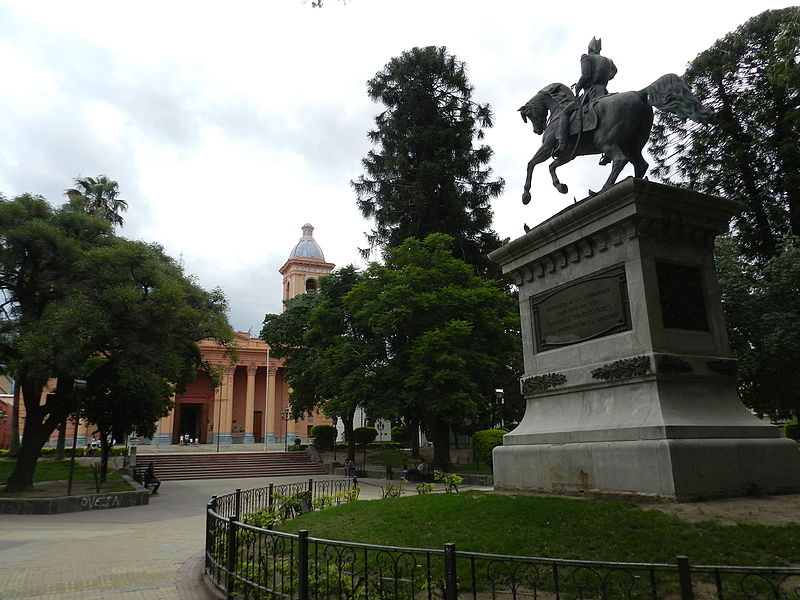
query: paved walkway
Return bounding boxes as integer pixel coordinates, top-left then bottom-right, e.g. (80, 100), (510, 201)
(0, 474), (470, 599)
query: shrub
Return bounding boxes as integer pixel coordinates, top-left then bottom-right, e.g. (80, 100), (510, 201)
(381, 482), (404, 498)
(353, 426), (378, 446)
(434, 470), (463, 493)
(38, 446), (128, 458)
(310, 425), (337, 450)
(416, 482), (435, 494)
(391, 425), (409, 445)
(472, 429), (508, 465)
(785, 421), (800, 441)
(287, 444), (307, 451)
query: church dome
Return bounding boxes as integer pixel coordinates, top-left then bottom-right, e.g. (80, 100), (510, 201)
(289, 223), (325, 261)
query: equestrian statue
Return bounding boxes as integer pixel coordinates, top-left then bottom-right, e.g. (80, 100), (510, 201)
(519, 37), (713, 206)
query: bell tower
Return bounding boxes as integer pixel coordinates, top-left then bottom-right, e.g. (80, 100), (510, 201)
(279, 223), (335, 304)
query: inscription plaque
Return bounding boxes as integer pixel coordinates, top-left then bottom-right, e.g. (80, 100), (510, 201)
(531, 267), (630, 351)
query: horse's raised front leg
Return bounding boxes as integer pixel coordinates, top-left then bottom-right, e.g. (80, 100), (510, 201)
(522, 142), (554, 205)
(548, 155), (573, 194)
(601, 159), (629, 191)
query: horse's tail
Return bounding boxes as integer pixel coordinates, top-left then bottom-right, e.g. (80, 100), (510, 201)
(640, 73), (713, 124)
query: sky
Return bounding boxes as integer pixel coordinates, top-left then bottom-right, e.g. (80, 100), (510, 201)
(0, 0), (789, 333)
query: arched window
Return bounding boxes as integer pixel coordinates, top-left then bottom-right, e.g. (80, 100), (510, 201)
(305, 278), (318, 292)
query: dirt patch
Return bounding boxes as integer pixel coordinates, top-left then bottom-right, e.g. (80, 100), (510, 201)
(641, 494), (800, 526)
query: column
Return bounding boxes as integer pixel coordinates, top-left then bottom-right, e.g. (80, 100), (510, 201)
(244, 366), (256, 444)
(214, 367), (235, 445)
(266, 367), (278, 444)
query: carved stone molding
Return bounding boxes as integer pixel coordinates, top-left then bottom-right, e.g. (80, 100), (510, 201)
(591, 355), (651, 381)
(656, 355), (693, 374)
(521, 373), (568, 395)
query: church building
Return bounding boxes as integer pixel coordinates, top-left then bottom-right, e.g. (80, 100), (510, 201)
(153, 223), (336, 446)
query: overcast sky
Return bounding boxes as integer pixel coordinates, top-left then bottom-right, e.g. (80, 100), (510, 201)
(0, 1), (787, 332)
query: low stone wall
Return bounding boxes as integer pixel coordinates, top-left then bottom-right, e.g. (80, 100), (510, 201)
(0, 476), (150, 515)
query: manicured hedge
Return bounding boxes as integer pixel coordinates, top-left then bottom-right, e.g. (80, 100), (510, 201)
(472, 429), (508, 465)
(353, 427), (378, 445)
(310, 424), (337, 450)
(785, 421), (800, 441)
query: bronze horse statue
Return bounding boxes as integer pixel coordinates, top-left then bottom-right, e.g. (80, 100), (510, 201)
(519, 73), (712, 205)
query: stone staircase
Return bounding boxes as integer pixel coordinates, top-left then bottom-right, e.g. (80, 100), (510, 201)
(135, 451), (323, 481)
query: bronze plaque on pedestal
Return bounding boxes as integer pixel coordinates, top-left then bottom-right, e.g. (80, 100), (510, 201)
(531, 266), (631, 352)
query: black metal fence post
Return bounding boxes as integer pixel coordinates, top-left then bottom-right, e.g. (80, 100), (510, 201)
(298, 529), (309, 600)
(205, 499), (214, 572)
(268, 482), (274, 510)
(677, 555), (694, 600)
(226, 517), (238, 599)
(234, 488), (241, 521)
(444, 542), (458, 600)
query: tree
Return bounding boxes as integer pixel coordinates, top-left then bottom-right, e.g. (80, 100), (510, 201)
(261, 267), (385, 462)
(66, 175), (128, 227)
(648, 8), (800, 264)
(648, 8), (800, 418)
(352, 46), (505, 275)
(0, 193), (232, 492)
(73, 240), (231, 480)
(715, 235), (800, 419)
(347, 234), (518, 471)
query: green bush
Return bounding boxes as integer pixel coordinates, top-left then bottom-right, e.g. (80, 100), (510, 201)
(391, 425), (409, 445)
(785, 421), (800, 441)
(310, 424), (337, 450)
(471, 429), (508, 465)
(353, 426), (378, 446)
(287, 444), (307, 451)
(38, 446), (128, 458)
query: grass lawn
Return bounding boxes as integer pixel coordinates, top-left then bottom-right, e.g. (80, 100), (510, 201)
(0, 459), (130, 496)
(276, 491), (800, 566)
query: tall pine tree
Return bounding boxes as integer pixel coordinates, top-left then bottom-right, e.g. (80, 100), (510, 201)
(352, 46), (504, 276)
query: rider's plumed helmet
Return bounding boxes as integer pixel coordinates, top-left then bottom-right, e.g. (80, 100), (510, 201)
(588, 37), (602, 54)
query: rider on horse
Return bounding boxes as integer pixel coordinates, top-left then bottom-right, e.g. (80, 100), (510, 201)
(554, 37), (617, 158)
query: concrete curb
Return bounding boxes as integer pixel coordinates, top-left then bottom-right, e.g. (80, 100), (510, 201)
(0, 475), (150, 514)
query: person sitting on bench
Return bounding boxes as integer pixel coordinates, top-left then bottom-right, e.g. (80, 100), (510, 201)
(144, 462), (161, 495)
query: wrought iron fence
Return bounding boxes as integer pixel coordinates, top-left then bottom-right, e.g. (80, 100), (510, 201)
(206, 483), (800, 600)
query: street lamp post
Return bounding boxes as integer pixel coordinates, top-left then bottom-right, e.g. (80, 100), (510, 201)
(280, 408), (291, 452)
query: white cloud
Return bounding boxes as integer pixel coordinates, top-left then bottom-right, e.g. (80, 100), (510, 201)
(0, 0), (787, 330)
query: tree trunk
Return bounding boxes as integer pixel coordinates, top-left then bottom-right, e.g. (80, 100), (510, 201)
(428, 418), (453, 472)
(4, 378), (70, 493)
(4, 381), (50, 492)
(99, 428), (111, 483)
(9, 380), (21, 456)
(54, 419), (67, 461)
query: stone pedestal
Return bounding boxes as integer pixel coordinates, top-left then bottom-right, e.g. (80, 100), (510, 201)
(489, 178), (800, 500)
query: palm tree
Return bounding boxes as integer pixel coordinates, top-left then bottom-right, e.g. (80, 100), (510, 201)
(65, 175), (128, 227)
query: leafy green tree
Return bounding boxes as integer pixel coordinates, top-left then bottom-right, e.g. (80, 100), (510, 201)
(73, 240), (231, 480)
(352, 46), (504, 275)
(261, 267), (385, 462)
(648, 8), (800, 418)
(649, 8), (800, 263)
(66, 175), (128, 228)
(0, 193), (231, 492)
(715, 235), (800, 418)
(347, 234), (518, 471)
